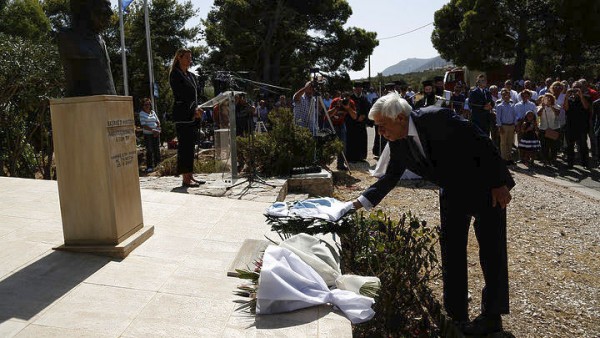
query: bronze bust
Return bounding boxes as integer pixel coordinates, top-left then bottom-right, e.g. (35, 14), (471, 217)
(57, 0), (117, 97)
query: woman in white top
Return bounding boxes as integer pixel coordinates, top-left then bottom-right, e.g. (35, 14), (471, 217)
(549, 81), (567, 130)
(537, 93), (561, 164)
(139, 98), (161, 172)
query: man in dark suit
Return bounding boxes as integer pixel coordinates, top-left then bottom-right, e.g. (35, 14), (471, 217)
(351, 92), (515, 335)
(468, 74), (495, 137)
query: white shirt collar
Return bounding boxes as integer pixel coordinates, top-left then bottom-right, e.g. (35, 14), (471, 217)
(407, 115), (426, 157)
(408, 115), (418, 137)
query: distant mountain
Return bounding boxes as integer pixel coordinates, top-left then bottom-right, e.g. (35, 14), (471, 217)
(381, 56), (453, 76)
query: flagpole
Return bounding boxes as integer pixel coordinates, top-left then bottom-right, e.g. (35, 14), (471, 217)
(118, 0), (129, 96)
(144, 0), (155, 111)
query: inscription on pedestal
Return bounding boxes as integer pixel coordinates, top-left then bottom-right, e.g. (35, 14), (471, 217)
(107, 119), (136, 169)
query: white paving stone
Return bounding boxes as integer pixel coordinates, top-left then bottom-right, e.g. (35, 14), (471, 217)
(0, 177), (352, 337)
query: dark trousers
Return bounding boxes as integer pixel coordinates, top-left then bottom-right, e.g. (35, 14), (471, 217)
(236, 116), (250, 136)
(439, 189), (509, 321)
(471, 110), (491, 137)
(539, 129), (561, 162)
(144, 134), (161, 168)
(372, 125), (388, 156)
(566, 129), (589, 166)
(176, 122), (196, 174)
(334, 124), (347, 168)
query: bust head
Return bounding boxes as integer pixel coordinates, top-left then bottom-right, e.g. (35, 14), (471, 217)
(70, 0), (113, 33)
(57, 0), (116, 96)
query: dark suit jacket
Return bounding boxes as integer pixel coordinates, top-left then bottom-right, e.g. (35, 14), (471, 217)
(169, 68), (202, 123)
(593, 99), (600, 135)
(363, 106), (515, 206)
(468, 87), (494, 114)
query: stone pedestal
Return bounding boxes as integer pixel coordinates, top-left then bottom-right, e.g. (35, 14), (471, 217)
(287, 169), (333, 197)
(50, 95), (153, 258)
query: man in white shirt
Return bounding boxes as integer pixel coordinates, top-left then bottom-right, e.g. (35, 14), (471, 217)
(502, 80), (520, 103)
(519, 80), (539, 103)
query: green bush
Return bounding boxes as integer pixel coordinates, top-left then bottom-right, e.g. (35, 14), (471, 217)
(339, 210), (440, 337)
(0, 33), (63, 178)
(157, 154), (229, 176)
(236, 108), (343, 177)
(266, 208), (441, 336)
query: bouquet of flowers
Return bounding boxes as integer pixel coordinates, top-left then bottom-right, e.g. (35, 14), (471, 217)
(234, 233), (380, 324)
(264, 198), (356, 239)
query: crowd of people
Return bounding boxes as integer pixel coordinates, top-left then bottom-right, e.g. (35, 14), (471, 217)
(291, 81), (375, 170)
(338, 73), (600, 172)
(455, 75), (600, 170)
(148, 49), (598, 335)
(286, 72), (599, 173)
(141, 49), (599, 184)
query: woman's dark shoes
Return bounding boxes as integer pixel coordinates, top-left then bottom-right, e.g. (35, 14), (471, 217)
(191, 177), (206, 184)
(462, 314), (502, 335)
(182, 181), (200, 188)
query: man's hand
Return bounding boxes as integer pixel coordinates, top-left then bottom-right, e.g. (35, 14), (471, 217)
(484, 102), (492, 110)
(491, 185), (511, 209)
(194, 107), (203, 119)
(352, 200), (363, 210)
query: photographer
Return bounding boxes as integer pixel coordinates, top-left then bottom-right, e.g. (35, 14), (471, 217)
(292, 81), (319, 135)
(563, 81), (591, 168)
(327, 93), (356, 170)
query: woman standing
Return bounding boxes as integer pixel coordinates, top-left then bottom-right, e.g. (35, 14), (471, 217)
(169, 48), (204, 187)
(537, 93), (561, 165)
(139, 98), (161, 173)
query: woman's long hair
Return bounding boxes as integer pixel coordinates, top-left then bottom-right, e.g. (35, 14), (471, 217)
(169, 48), (191, 75)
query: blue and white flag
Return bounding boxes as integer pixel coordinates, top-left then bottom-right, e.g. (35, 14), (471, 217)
(121, 0), (134, 13)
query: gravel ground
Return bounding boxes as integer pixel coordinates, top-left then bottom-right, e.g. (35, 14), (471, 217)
(331, 160), (600, 338)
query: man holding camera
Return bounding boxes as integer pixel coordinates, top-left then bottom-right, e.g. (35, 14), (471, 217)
(327, 93), (356, 171)
(293, 81), (319, 135)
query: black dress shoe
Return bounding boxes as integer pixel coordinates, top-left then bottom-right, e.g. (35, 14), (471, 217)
(182, 182), (200, 188)
(191, 177), (206, 184)
(462, 314), (502, 335)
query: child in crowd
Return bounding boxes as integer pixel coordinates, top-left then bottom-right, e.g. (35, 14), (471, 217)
(518, 110), (541, 169)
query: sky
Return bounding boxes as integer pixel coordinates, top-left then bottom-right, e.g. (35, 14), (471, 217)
(114, 0), (450, 80)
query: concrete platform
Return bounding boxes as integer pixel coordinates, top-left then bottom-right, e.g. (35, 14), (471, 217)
(0, 177), (352, 337)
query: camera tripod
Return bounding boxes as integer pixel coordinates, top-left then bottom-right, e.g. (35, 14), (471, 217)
(226, 103), (275, 199)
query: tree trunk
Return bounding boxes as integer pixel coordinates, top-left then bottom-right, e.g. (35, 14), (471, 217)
(271, 51), (281, 85)
(261, 48), (271, 83)
(513, 15), (528, 80)
(259, 0), (284, 83)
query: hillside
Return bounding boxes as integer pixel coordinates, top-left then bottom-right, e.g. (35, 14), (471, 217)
(381, 56), (453, 76)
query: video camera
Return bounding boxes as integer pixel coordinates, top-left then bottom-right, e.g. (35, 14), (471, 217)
(309, 67), (327, 96)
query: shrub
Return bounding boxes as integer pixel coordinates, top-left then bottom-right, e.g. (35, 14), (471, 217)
(157, 154), (229, 176)
(236, 108), (342, 177)
(340, 210), (440, 337)
(266, 208), (441, 336)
